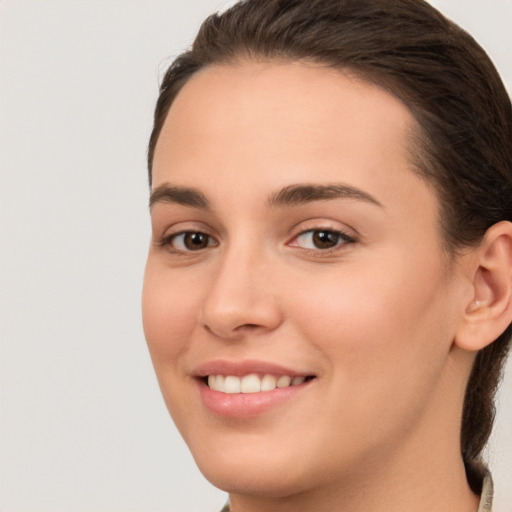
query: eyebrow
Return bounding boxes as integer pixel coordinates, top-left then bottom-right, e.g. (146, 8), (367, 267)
(267, 183), (383, 208)
(149, 184), (210, 209)
(149, 182), (383, 210)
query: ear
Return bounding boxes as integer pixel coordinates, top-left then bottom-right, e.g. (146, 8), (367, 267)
(455, 221), (512, 352)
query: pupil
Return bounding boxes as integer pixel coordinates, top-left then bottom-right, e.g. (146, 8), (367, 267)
(185, 232), (208, 250)
(313, 230), (339, 249)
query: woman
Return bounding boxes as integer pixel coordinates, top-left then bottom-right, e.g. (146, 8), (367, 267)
(142, 1), (512, 510)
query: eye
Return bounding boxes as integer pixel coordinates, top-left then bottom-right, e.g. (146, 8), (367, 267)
(291, 229), (354, 250)
(162, 231), (218, 252)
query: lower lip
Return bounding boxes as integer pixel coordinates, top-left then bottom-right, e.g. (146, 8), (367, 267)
(198, 380), (312, 419)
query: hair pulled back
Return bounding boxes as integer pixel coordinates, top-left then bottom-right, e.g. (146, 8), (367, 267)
(148, 0), (512, 488)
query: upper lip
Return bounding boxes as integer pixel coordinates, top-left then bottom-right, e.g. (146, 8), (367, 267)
(193, 359), (314, 378)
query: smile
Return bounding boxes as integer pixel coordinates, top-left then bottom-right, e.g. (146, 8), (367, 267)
(207, 373), (310, 393)
(195, 360), (317, 417)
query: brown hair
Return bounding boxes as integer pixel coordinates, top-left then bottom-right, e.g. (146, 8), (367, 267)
(147, 0), (512, 487)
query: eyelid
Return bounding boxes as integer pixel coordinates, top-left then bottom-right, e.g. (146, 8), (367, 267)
(287, 222), (357, 253)
(154, 220), (357, 255)
(157, 231), (219, 255)
(155, 222), (219, 253)
(290, 228), (354, 245)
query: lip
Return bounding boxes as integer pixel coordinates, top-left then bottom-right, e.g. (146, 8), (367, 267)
(194, 358), (311, 378)
(193, 359), (316, 419)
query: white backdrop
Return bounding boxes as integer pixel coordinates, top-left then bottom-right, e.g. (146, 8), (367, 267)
(0, 1), (510, 511)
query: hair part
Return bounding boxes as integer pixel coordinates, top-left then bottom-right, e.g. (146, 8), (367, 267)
(148, 0), (512, 482)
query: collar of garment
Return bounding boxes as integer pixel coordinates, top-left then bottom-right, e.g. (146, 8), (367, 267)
(478, 469), (494, 512)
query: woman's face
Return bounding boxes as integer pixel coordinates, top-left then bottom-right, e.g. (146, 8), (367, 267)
(143, 62), (470, 497)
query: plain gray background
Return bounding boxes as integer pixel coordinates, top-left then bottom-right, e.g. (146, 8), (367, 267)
(0, 1), (510, 511)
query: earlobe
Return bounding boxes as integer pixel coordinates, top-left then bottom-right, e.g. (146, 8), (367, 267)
(455, 221), (512, 352)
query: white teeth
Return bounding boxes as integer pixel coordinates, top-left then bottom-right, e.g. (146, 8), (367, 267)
(224, 375), (241, 394)
(276, 375), (292, 388)
(292, 376), (306, 386)
(207, 373), (308, 393)
(240, 374), (261, 393)
(209, 374), (225, 390)
(260, 374), (277, 391)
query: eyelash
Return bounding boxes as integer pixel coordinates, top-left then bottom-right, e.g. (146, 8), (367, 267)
(157, 228), (356, 255)
(289, 228), (356, 253)
(158, 231), (218, 254)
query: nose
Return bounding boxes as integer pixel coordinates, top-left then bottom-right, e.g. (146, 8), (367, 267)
(200, 246), (283, 340)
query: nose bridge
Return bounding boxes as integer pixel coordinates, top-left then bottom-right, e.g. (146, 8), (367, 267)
(200, 237), (282, 339)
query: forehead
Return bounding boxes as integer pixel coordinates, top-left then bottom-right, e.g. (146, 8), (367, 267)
(150, 62), (441, 233)
(152, 61), (418, 184)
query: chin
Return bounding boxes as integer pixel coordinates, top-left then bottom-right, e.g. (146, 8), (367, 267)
(198, 459), (311, 498)
(187, 433), (333, 499)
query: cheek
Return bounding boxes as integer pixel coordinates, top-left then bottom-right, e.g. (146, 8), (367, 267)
(142, 261), (205, 433)
(296, 246), (449, 342)
(288, 251), (453, 408)
(142, 261), (199, 364)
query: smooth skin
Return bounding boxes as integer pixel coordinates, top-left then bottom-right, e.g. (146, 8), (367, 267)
(143, 61), (512, 512)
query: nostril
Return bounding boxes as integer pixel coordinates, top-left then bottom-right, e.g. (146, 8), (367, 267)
(235, 323), (260, 331)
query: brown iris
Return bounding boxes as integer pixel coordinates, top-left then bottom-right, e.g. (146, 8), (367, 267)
(183, 232), (210, 250)
(312, 230), (340, 249)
